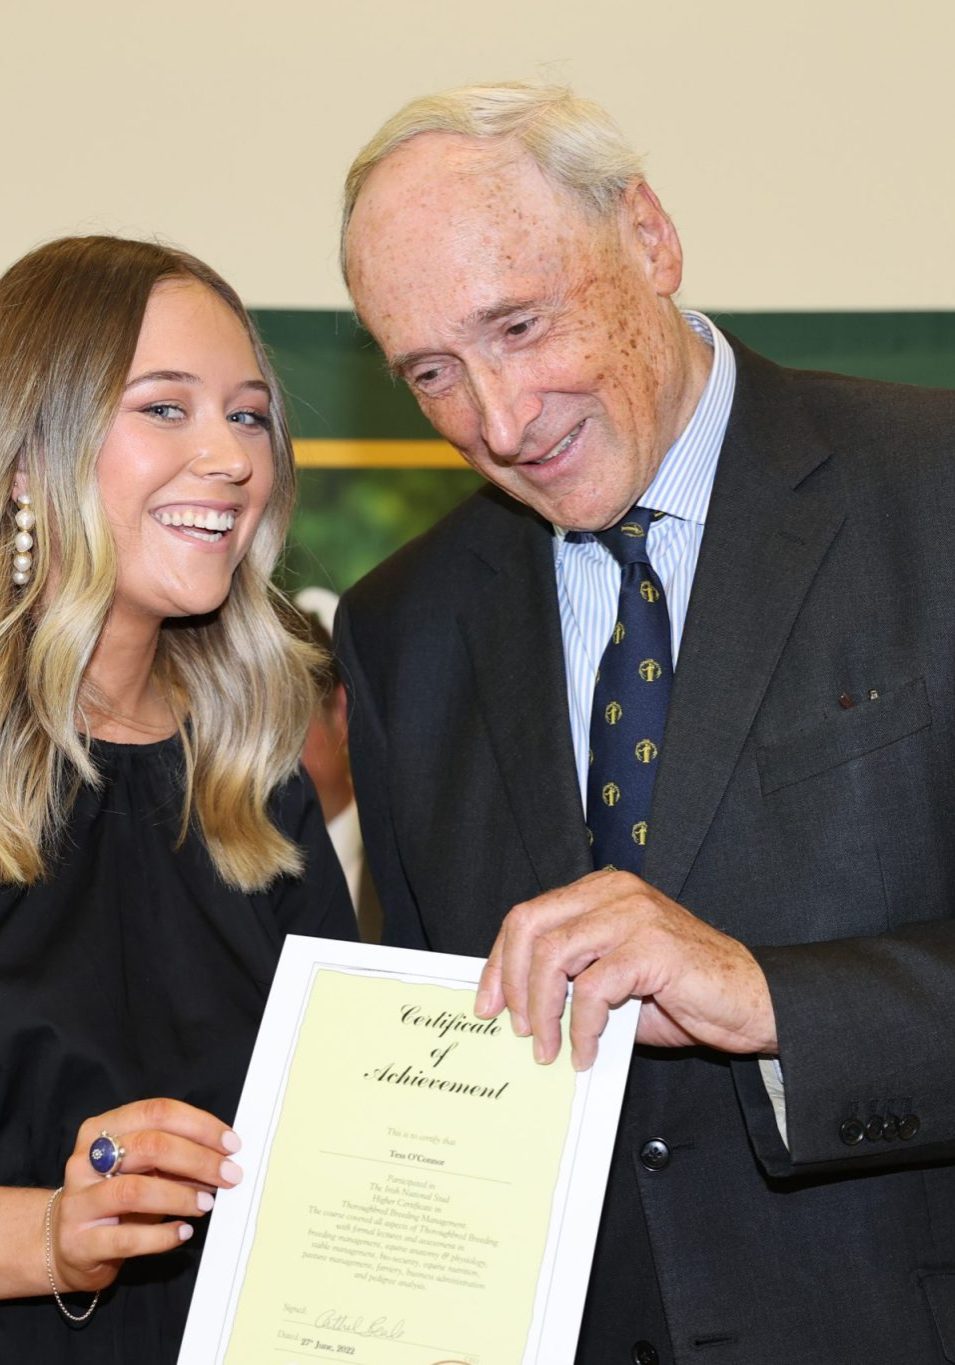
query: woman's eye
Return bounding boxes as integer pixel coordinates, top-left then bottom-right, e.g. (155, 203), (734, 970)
(144, 402), (185, 420)
(229, 409), (272, 429)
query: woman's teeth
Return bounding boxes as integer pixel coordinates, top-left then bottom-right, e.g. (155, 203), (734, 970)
(155, 508), (235, 542)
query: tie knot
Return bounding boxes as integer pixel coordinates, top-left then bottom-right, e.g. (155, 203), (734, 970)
(597, 505), (661, 565)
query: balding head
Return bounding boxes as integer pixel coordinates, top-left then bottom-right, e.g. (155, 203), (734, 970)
(341, 82), (644, 285)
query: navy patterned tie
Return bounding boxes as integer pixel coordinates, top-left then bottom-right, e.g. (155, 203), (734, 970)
(581, 506), (673, 875)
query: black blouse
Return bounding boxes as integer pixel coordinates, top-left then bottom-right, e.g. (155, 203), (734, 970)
(0, 736), (356, 1361)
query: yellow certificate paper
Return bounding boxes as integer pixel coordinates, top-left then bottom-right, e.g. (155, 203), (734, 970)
(179, 937), (638, 1365)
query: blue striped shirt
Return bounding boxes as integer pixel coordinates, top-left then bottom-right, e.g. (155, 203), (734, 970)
(552, 323), (788, 1128)
(554, 312), (736, 805)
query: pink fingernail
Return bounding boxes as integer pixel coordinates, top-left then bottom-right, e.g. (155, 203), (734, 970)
(474, 990), (490, 1017)
(196, 1191), (215, 1213)
(221, 1130), (242, 1154)
(178, 1223), (194, 1242)
(512, 1013), (530, 1037)
(219, 1159), (243, 1185)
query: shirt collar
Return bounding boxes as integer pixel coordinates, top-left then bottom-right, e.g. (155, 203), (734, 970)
(639, 311), (735, 527)
(553, 310), (735, 546)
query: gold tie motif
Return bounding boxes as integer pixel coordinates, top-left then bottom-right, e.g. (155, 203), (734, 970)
(583, 504), (670, 877)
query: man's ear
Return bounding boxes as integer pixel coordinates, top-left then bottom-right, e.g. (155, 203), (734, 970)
(619, 180), (684, 299)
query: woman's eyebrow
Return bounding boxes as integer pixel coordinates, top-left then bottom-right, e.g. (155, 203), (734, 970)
(125, 369), (200, 389)
(125, 372), (271, 396)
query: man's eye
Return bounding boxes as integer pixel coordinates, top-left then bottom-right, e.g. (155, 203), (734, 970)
(411, 366), (443, 388)
(230, 409), (272, 430)
(405, 358), (458, 395)
(505, 318), (536, 338)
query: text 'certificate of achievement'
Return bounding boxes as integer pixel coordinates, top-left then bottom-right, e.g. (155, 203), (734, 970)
(179, 937), (639, 1365)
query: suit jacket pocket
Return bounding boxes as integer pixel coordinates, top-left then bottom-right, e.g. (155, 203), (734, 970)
(758, 676), (931, 795)
(920, 1269), (955, 1361)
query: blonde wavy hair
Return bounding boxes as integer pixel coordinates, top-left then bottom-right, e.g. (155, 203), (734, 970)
(341, 82), (645, 278)
(0, 235), (321, 891)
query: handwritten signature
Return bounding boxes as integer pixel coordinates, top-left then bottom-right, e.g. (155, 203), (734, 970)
(313, 1309), (406, 1341)
(311, 1310), (475, 1362)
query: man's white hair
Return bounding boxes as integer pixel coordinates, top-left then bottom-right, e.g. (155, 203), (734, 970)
(341, 82), (645, 280)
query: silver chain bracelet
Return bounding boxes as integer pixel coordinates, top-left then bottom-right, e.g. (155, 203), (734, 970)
(44, 1187), (100, 1325)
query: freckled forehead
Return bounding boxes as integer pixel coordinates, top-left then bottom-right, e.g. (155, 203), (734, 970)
(351, 132), (568, 234)
(347, 133), (596, 336)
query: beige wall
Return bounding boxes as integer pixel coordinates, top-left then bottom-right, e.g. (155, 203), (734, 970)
(4, 0), (952, 310)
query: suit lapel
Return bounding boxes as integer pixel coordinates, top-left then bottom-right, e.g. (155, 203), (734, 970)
(456, 494), (593, 893)
(644, 345), (846, 899)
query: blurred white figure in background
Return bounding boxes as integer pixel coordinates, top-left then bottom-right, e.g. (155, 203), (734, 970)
(295, 587), (382, 942)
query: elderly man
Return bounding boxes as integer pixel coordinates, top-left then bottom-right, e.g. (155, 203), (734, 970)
(336, 83), (955, 1364)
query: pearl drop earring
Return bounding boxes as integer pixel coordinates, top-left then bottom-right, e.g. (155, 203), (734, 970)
(12, 492), (35, 586)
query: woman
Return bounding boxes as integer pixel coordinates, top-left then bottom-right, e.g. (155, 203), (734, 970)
(0, 236), (356, 1358)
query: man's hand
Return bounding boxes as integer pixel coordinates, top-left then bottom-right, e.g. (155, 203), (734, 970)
(474, 869), (777, 1069)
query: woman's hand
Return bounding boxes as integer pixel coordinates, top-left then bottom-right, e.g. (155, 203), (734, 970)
(51, 1097), (242, 1294)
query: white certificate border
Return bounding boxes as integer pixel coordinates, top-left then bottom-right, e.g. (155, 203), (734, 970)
(179, 935), (638, 1365)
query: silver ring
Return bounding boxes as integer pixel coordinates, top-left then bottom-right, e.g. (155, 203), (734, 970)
(88, 1130), (125, 1178)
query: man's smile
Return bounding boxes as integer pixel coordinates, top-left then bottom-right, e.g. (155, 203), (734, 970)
(525, 419), (587, 466)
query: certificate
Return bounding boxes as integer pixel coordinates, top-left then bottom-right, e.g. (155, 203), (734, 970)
(179, 937), (638, 1365)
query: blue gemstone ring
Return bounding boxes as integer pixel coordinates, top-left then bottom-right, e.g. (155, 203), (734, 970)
(88, 1131), (125, 1178)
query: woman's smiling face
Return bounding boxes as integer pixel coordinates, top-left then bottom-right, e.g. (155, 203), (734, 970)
(95, 277), (275, 629)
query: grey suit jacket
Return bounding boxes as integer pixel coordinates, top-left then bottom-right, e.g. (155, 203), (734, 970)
(338, 341), (955, 1364)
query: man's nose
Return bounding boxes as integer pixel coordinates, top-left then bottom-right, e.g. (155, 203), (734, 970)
(470, 366), (542, 460)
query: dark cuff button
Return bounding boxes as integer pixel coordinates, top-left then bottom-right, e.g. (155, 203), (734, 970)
(632, 1342), (660, 1365)
(840, 1118), (865, 1146)
(639, 1138), (671, 1171)
(882, 1113), (899, 1140)
(864, 1115), (883, 1141)
(899, 1113), (921, 1140)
